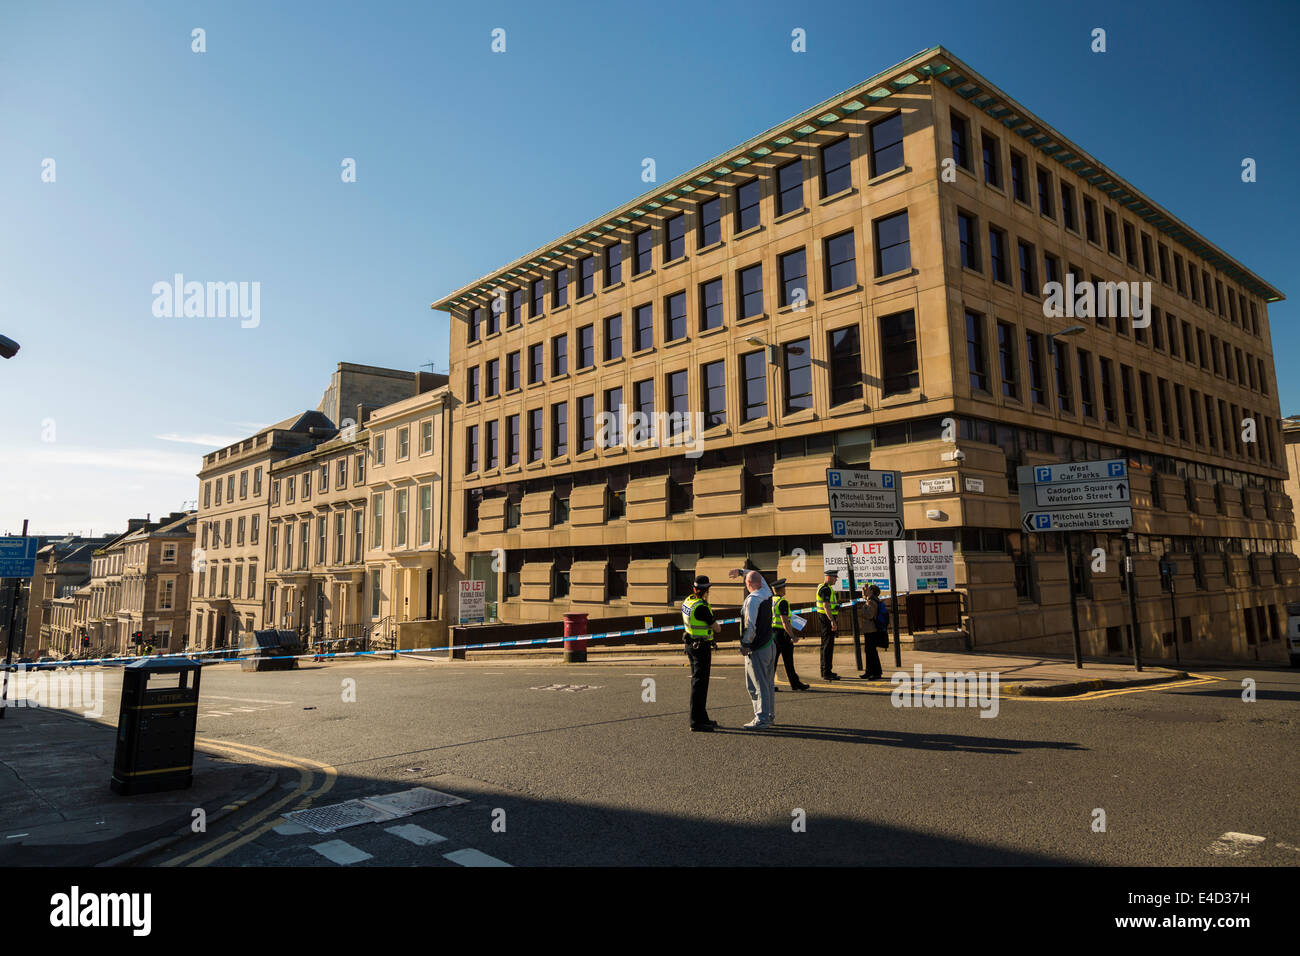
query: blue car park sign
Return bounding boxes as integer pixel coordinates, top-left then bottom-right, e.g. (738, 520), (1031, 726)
(0, 537), (38, 578)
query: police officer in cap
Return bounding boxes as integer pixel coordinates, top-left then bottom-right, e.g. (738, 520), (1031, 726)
(682, 574), (722, 732)
(770, 578), (810, 691)
(816, 569), (841, 680)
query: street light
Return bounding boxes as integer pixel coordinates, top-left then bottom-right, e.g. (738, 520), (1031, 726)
(0, 335), (19, 359)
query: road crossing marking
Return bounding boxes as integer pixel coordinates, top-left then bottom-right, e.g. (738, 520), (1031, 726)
(1206, 832), (1266, 858)
(385, 824), (448, 846)
(310, 839), (373, 865)
(443, 848), (511, 867)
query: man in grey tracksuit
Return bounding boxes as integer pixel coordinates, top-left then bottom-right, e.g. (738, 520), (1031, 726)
(740, 571), (776, 729)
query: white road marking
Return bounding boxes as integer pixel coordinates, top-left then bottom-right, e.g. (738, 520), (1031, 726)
(202, 712), (231, 717)
(443, 848), (511, 867)
(1206, 832), (1266, 858)
(1276, 842), (1300, 853)
(6, 833), (29, 839)
(385, 824), (447, 846)
(204, 695), (293, 705)
(310, 839), (373, 865)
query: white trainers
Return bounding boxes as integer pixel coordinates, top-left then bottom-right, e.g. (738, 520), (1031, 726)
(743, 719), (772, 730)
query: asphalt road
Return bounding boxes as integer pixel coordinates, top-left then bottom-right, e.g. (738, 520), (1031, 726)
(90, 657), (1300, 867)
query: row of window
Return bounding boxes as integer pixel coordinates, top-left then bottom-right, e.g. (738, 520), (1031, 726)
(270, 453), (367, 507)
(367, 418), (437, 467)
(202, 466), (264, 509)
(962, 307), (1282, 467)
(195, 561), (258, 602)
(461, 312), (920, 476)
(465, 112), (908, 344)
(949, 107), (1267, 337)
(463, 211), (910, 406)
(200, 514), (261, 551)
(955, 210), (1272, 399)
(266, 507), (373, 570)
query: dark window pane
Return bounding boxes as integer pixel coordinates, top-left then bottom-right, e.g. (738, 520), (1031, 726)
(824, 230), (856, 291)
(779, 247), (807, 307)
(736, 180), (761, 232)
(783, 338), (812, 413)
(869, 112), (903, 176)
(821, 137), (852, 196)
(665, 292), (687, 341)
(880, 310), (919, 397)
(702, 359), (726, 428)
(828, 325), (862, 406)
(874, 211), (910, 276)
(665, 213), (686, 261)
(698, 197), (721, 246)
(776, 159), (803, 216)
(738, 264), (763, 318)
(741, 350), (767, 421)
(634, 229), (653, 274)
(700, 278), (723, 331)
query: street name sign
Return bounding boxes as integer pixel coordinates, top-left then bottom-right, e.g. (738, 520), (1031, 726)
(0, 537), (38, 578)
(1017, 459), (1132, 532)
(826, 468), (903, 540)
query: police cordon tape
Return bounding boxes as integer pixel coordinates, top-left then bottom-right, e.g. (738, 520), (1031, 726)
(36, 599), (864, 668)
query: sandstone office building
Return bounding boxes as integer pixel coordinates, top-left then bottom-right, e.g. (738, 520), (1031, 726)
(434, 46), (1294, 664)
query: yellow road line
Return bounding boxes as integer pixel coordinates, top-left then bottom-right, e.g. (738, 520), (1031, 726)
(777, 674), (1219, 701)
(160, 738), (336, 867)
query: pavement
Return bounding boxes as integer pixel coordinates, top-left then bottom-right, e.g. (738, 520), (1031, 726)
(422, 640), (1195, 696)
(0, 703), (275, 867)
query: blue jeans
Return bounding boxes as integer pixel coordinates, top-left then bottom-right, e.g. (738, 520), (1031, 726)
(744, 641), (777, 724)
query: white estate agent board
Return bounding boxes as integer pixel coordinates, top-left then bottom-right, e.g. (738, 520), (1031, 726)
(822, 540), (955, 595)
(458, 580), (486, 625)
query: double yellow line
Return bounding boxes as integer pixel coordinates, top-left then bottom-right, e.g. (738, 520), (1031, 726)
(160, 738), (337, 867)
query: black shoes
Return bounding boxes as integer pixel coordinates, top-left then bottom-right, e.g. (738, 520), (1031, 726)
(690, 723), (715, 732)
(859, 672), (883, 680)
(794, 682), (812, 690)
(822, 672), (840, 681)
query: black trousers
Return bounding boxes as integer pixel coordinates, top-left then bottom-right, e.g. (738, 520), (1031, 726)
(819, 614), (835, 676)
(861, 632), (883, 678)
(774, 629), (801, 685)
(684, 640), (712, 726)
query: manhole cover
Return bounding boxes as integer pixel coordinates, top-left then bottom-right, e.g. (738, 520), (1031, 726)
(284, 799), (400, 834)
(362, 787), (467, 815)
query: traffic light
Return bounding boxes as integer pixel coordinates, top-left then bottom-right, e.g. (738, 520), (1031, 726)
(132, 631), (143, 645)
(82, 636), (89, 647)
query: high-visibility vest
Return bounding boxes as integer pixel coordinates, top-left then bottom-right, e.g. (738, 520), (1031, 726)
(771, 595), (790, 629)
(682, 596), (714, 640)
(816, 583), (839, 619)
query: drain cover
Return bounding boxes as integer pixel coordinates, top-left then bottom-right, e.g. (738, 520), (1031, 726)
(282, 787), (467, 833)
(285, 800), (400, 834)
(362, 787), (467, 815)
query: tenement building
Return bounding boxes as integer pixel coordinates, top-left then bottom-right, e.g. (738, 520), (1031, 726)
(433, 46), (1294, 663)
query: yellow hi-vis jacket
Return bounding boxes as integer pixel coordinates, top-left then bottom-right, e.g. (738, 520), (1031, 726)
(682, 595), (714, 640)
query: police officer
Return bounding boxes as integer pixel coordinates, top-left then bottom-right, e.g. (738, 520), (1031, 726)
(816, 570), (841, 680)
(682, 575), (721, 732)
(770, 579), (810, 691)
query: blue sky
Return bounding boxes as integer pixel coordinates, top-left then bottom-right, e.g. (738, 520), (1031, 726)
(2, 0), (1297, 535)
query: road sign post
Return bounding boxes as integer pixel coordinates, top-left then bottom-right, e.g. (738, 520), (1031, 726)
(887, 539), (901, 667)
(1161, 558), (1180, 666)
(826, 469), (904, 672)
(1125, 535), (1143, 672)
(1018, 460), (1132, 670)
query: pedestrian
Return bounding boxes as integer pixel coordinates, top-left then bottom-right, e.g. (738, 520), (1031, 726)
(858, 583), (885, 680)
(770, 578), (810, 691)
(816, 569), (841, 680)
(740, 571), (777, 729)
(681, 575), (721, 732)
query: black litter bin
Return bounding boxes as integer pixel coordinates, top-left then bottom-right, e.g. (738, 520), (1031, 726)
(110, 657), (202, 795)
(240, 629), (303, 672)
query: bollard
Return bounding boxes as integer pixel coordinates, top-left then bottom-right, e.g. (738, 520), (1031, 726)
(563, 613), (588, 663)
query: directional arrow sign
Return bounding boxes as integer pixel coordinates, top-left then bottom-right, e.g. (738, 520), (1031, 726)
(831, 517), (905, 540)
(828, 489), (900, 514)
(1018, 458), (1132, 533)
(1021, 508), (1133, 533)
(827, 468), (903, 540)
(1034, 480), (1130, 507)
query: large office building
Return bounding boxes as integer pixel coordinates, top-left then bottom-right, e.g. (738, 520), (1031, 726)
(433, 46), (1294, 663)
